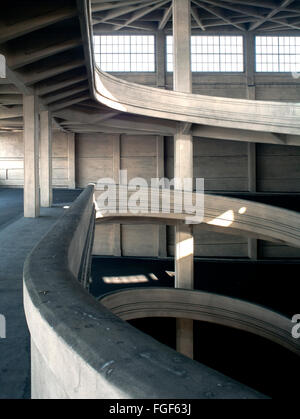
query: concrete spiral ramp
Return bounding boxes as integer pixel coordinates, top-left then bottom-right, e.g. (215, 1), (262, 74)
(94, 68), (300, 136)
(99, 288), (300, 356)
(94, 187), (300, 249)
(75, 1), (300, 140)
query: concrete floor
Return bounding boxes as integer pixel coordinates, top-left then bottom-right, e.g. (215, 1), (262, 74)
(0, 189), (80, 399)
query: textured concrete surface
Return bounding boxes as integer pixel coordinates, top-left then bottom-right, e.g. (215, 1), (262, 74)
(0, 188), (80, 399)
(24, 186), (264, 399)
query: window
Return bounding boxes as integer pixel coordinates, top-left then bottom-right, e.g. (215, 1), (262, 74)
(166, 35), (244, 72)
(166, 35), (173, 72)
(256, 36), (300, 72)
(94, 35), (155, 72)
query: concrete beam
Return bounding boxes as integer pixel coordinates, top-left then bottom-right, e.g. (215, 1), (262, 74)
(0, 105), (23, 119)
(158, 4), (172, 29)
(37, 74), (88, 96)
(113, 1), (169, 31)
(0, 6), (77, 44)
(43, 84), (89, 105)
(22, 59), (85, 86)
(49, 93), (90, 112)
(8, 38), (82, 70)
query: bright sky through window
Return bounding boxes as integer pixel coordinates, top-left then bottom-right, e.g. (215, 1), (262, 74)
(256, 36), (300, 72)
(167, 35), (244, 72)
(94, 35), (155, 72)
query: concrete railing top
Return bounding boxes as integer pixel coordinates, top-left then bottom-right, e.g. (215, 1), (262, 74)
(23, 186), (265, 399)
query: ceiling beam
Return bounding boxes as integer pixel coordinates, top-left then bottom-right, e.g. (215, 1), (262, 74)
(158, 4), (172, 30)
(201, 0), (300, 30)
(5, 66), (33, 95)
(21, 59), (85, 86)
(192, 0), (246, 31)
(53, 107), (120, 124)
(0, 6), (77, 44)
(249, 0), (295, 30)
(0, 94), (22, 105)
(114, 0), (169, 31)
(49, 93), (90, 112)
(99, 0), (158, 23)
(0, 105), (23, 119)
(191, 7), (206, 31)
(43, 84), (89, 105)
(92, 0), (155, 13)
(94, 20), (157, 31)
(0, 84), (19, 94)
(7, 37), (82, 70)
(37, 74), (88, 96)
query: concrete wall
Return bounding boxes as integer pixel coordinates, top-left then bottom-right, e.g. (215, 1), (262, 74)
(118, 73), (300, 102)
(0, 131), (72, 188)
(76, 133), (159, 257)
(165, 136), (248, 192)
(74, 134), (300, 259)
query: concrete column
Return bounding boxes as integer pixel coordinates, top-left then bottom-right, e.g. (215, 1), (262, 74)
(113, 135), (121, 257)
(156, 135), (167, 257)
(173, 0), (194, 359)
(23, 94), (40, 218)
(245, 33), (256, 101)
(173, 0), (192, 93)
(67, 133), (76, 189)
(245, 33), (258, 259)
(156, 30), (166, 88)
(174, 125), (194, 292)
(40, 111), (52, 207)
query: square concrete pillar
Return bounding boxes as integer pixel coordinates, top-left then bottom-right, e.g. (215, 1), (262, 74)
(68, 133), (76, 189)
(40, 111), (52, 207)
(245, 33), (258, 259)
(23, 94), (40, 218)
(173, 0), (194, 359)
(113, 135), (121, 257)
(156, 135), (167, 258)
(173, 0), (191, 93)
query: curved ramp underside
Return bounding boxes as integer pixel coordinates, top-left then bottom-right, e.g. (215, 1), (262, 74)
(94, 68), (300, 136)
(94, 188), (300, 249)
(100, 288), (300, 356)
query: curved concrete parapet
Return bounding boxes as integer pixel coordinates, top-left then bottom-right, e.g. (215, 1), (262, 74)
(24, 187), (265, 399)
(94, 67), (300, 136)
(94, 188), (300, 248)
(100, 288), (300, 357)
